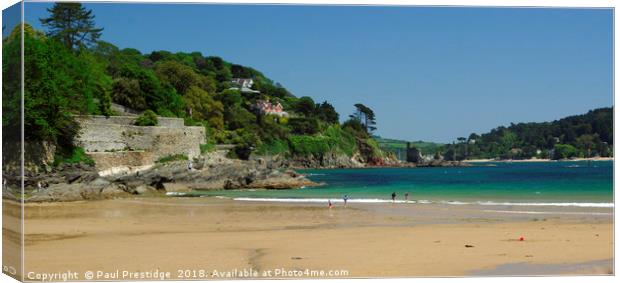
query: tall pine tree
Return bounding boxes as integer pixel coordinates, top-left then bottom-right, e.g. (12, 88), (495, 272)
(40, 3), (103, 50)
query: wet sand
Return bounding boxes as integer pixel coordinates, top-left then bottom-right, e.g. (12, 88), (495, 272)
(3, 197), (614, 280)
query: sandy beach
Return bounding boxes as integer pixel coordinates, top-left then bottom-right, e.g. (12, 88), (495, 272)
(2, 196), (613, 280)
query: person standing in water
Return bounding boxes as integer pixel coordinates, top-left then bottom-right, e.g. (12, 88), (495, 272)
(405, 192), (409, 202)
(391, 192), (397, 203)
(343, 195), (349, 207)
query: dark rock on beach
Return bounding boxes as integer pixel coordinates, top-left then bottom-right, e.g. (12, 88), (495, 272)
(22, 152), (319, 202)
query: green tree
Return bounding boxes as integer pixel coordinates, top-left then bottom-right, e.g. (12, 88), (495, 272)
(227, 107), (256, 130)
(184, 86), (224, 129)
(3, 26), (97, 154)
(39, 3), (103, 50)
(289, 117), (320, 135)
(576, 134), (599, 158)
(112, 77), (146, 110)
(294, 96), (316, 117)
(316, 101), (339, 124)
(350, 103), (377, 133)
(155, 60), (215, 95)
(553, 144), (578, 160)
(342, 118), (369, 138)
(216, 89), (243, 126)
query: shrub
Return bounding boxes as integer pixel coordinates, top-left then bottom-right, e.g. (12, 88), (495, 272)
(364, 138), (384, 158)
(135, 110), (158, 126)
(200, 142), (216, 154)
(255, 139), (289, 156)
(289, 135), (330, 156)
(324, 125), (357, 157)
(53, 147), (95, 166)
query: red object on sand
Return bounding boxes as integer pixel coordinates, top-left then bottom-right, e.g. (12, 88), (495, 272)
(519, 236), (524, 241)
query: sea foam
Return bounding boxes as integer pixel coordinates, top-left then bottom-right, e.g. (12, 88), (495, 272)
(230, 197), (614, 208)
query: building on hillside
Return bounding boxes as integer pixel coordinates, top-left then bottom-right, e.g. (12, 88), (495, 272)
(253, 100), (289, 117)
(229, 78), (260, 94)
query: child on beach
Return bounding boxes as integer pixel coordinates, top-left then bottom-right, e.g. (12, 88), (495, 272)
(343, 195), (349, 207)
(391, 192), (396, 203)
(328, 200), (333, 209)
(405, 192), (409, 202)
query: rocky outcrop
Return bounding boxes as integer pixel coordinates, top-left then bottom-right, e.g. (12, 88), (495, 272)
(277, 151), (402, 169)
(26, 180), (136, 202)
(284, 152), (367, 169)
(24, 151), (318, 202)
(109, 152), (318, 192)
(265, 152), (466, 169)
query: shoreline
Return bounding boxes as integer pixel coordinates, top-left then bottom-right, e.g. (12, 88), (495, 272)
(6, 197), (612, 278)
(224, 197), (614, 208)
(463, 157), (614, 163)
(296, 157), (614, 169)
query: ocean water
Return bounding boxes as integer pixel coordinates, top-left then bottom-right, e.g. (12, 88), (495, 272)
(191, 161), (613, 207)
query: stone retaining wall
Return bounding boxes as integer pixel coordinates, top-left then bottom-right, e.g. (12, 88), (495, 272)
(88, 151), (154, 170)
(75, 115), (185, 128)
(75, 116), (205, 170)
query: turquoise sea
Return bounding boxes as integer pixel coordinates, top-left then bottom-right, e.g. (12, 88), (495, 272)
(194, 161), (613, 207)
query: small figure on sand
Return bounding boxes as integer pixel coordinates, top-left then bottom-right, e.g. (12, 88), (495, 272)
(343, 195), (349, 207)
(405, 192), (409, 202)
(391, 192), (396, 203)
(328, 199), (333, 209)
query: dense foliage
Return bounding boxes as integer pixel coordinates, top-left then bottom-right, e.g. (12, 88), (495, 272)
(3, 3), (387, 163)
(3, 23), (111, 158)
(441, 108), (613, 160)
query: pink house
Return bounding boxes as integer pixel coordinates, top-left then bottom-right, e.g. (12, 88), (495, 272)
(254, 100), (289, 117)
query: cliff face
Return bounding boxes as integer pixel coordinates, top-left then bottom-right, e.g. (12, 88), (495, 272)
(2, 140), (57, 175)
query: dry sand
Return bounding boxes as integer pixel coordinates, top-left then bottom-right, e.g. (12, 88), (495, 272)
(2, 197), (614, 280)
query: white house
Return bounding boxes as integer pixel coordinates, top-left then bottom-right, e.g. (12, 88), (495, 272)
(229, 78), (260, 94)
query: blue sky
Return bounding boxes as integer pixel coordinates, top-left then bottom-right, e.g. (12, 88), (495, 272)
(16, 3), (615, 142)
(2, 2), (20, 37)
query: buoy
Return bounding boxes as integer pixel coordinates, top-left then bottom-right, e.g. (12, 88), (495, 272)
(519, 236), (525, 241)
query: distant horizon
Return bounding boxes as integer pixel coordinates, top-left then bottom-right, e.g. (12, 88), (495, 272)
(9, 3), (614, 143)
